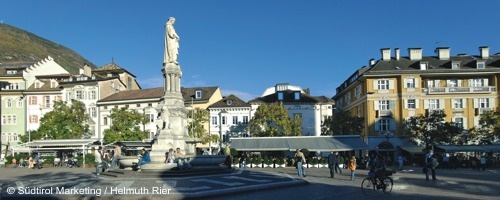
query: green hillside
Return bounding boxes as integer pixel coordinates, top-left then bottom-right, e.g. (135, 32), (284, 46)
(0, 23), (95, 73)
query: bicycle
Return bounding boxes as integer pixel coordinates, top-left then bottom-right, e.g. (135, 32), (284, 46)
(361, 169), (395, 195)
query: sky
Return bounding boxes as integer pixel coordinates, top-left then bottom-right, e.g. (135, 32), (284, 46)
(2, 0), (500, 102)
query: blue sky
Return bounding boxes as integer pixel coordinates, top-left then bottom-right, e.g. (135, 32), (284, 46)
(2, 0), (500, 101)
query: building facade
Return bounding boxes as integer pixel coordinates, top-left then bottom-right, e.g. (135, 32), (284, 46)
(333, 47), (500, 142)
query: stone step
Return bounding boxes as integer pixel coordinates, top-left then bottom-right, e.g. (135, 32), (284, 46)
(101, 166), (233, 178)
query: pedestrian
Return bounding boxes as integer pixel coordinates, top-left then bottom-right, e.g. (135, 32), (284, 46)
(110, 143), (122, 170)
(334, 152), (343, 173)
(95, 146), (103, 176)
(28, 156), (34, 169)
(397, 155), (404, 171)
(224, 143), (233, 169)
(348, 156), (357, 181)
(294, 149), (307, 178)
(425, 149), (438, 181)
(240, 153), (247, 169)
(480, 156), (487, 171)
(328, 151), (337, 178)
(12, 157), (17, 168)
(34, 153), (41, 169)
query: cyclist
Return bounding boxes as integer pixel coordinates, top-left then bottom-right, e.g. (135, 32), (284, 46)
(367, 151), (387, 184)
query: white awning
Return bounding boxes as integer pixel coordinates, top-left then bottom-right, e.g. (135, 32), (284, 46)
(231, 136), (368, 152)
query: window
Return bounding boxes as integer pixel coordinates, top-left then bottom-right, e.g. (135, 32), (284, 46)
(195, 90), (202, 99)
(44, 96), (50, 107)
(103, 117), (108, 126)
(406, 78), (415, 88)
(477, 62), (485, 69)
(17, 99), (23, 108)
(221, 116), (226, 125)
(227, 100), (233, 105)
(448, 79), (458, 88)
(379, 100), (390, 110)
(30, 115), (38, 124)
(148, 114), (155, 123)
(91, 91), (97, 99)
(379, 118), (390, 131)
(76, 91), (84, 99)
(473, 79), (484, 87)
(454, 118), (464, 129)
(242, 116), (249, 124)
(277, 92), (284, 100)
(12, 116), (16, 125)
(407, 99), (416, 109)
(378, 80), (389, 90)
(6, 99), (12, 108)
(453, 99), (463, 109)
(478, 98), (489, 108)
(452, 62), (460, 69)
(90, 107), (97, 117)
(211, 116), (218, 125)
(429, 99), (440, 109)
(294, 92), (300, 100)
(232, 116), (238, 124)
(355, 85), (362, 98)
(2, 116), (5, 125)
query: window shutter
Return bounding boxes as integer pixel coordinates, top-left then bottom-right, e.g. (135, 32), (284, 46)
(424, 99), (429, 109)
(489, 98), (495, 108)
(404, 99), (408, 109)
(415, 79), (419, 88)
(462, 99), (467, 108)
(415, 99), (420, 109)
(390, 120), (396, 131)
(468, 79), (473, 87)
(451, 99), (455, 109)
(373, 80), (378, 90)
(374, 120), (380, 131)
(451, 117), (455, 123)
(439, 99), (445, 109)
(374, 101), (379, 110)
(463, 118), (468, 129)
(404, 79), (408, 88)
(484, 79), (489, 86)
(473, 99), (478, 108)
(389, 80), (395, 89)
(458, 80), (462, 87)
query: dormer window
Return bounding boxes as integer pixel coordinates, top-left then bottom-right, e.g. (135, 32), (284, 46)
(477, 61), (485, 69)
(419, 62), (428, 70)
(227, 100), (233, 105)
(294, 91), (300, 100)
(452, 61), (460, 69)
(35, 82), (40, 89)
(277, 92), (284, 101)
(195, 90), (202, 99)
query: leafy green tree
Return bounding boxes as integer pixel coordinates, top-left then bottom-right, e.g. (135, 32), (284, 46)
(187, 108), (219, 144)
(321, 110), (364, 136)
(472, 109), (500, 143)
(103, 107), (148, 144)
(20, 100), (89, 143)
(249, 102), (302, 137)
(405, 109), (461, 148)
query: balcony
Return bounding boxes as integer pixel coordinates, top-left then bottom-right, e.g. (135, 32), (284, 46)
(376, 110), (392, 117)
(424, 86), (496, 94)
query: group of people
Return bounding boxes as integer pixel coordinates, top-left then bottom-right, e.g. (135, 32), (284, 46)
(10, 154), (41, 169)
(164, 147), (191, 170)
(94, 143), (123, 175)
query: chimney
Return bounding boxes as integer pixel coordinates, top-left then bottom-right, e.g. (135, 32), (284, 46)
(435, 47), (450, 60)
(369, 59), (375, 66)
(394, 48), (400, 60)
(479, 46), (489, 59)
(408, 48), (423, 60)
(381, 48), (391, 61)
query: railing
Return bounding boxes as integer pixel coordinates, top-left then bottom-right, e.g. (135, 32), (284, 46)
(424, 86), (496, 94)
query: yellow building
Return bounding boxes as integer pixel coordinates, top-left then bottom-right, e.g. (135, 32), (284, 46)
(333, 46), (498, 140)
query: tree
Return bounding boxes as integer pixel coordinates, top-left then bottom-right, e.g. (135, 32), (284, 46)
(321, 110), (364, 136)
(405, 109), (461, 148)
(248, 102), (302, 137)
(187, 108), (219, 144)
(472, 109), (500, 144)
(103, 107), (148, 144)
(20, 100), (89, 143)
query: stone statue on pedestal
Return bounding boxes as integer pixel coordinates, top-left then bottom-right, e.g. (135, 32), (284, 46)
(165, 17), (180, 65)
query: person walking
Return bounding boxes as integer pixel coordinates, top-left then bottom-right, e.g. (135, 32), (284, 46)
(334, 152), (342, 173)
(480, 156), (487, 171)
(224, 143), (233, 169)
(348, 156), (357, 181)
(425, 149), (438, 181)
(328, 151), (337, 178)
(294, 149), (307, 178)
(95, 146), (103, 176)
(397, 155), (404, 171)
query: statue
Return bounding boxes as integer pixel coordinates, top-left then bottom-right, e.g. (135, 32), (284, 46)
(164, 17), (180, 64)
(156, 105), (171, 130)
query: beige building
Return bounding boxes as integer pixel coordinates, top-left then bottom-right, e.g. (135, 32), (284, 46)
(333, 47), (499, 143)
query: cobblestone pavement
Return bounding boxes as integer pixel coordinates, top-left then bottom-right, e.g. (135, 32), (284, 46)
(0, 165), (499, 200)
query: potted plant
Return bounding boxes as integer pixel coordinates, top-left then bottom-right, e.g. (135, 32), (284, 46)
(253, 156), (263, 168)
(312, 157), (319, 168)
(263, 156), (273, 168)
(276, 157), (286, 168)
